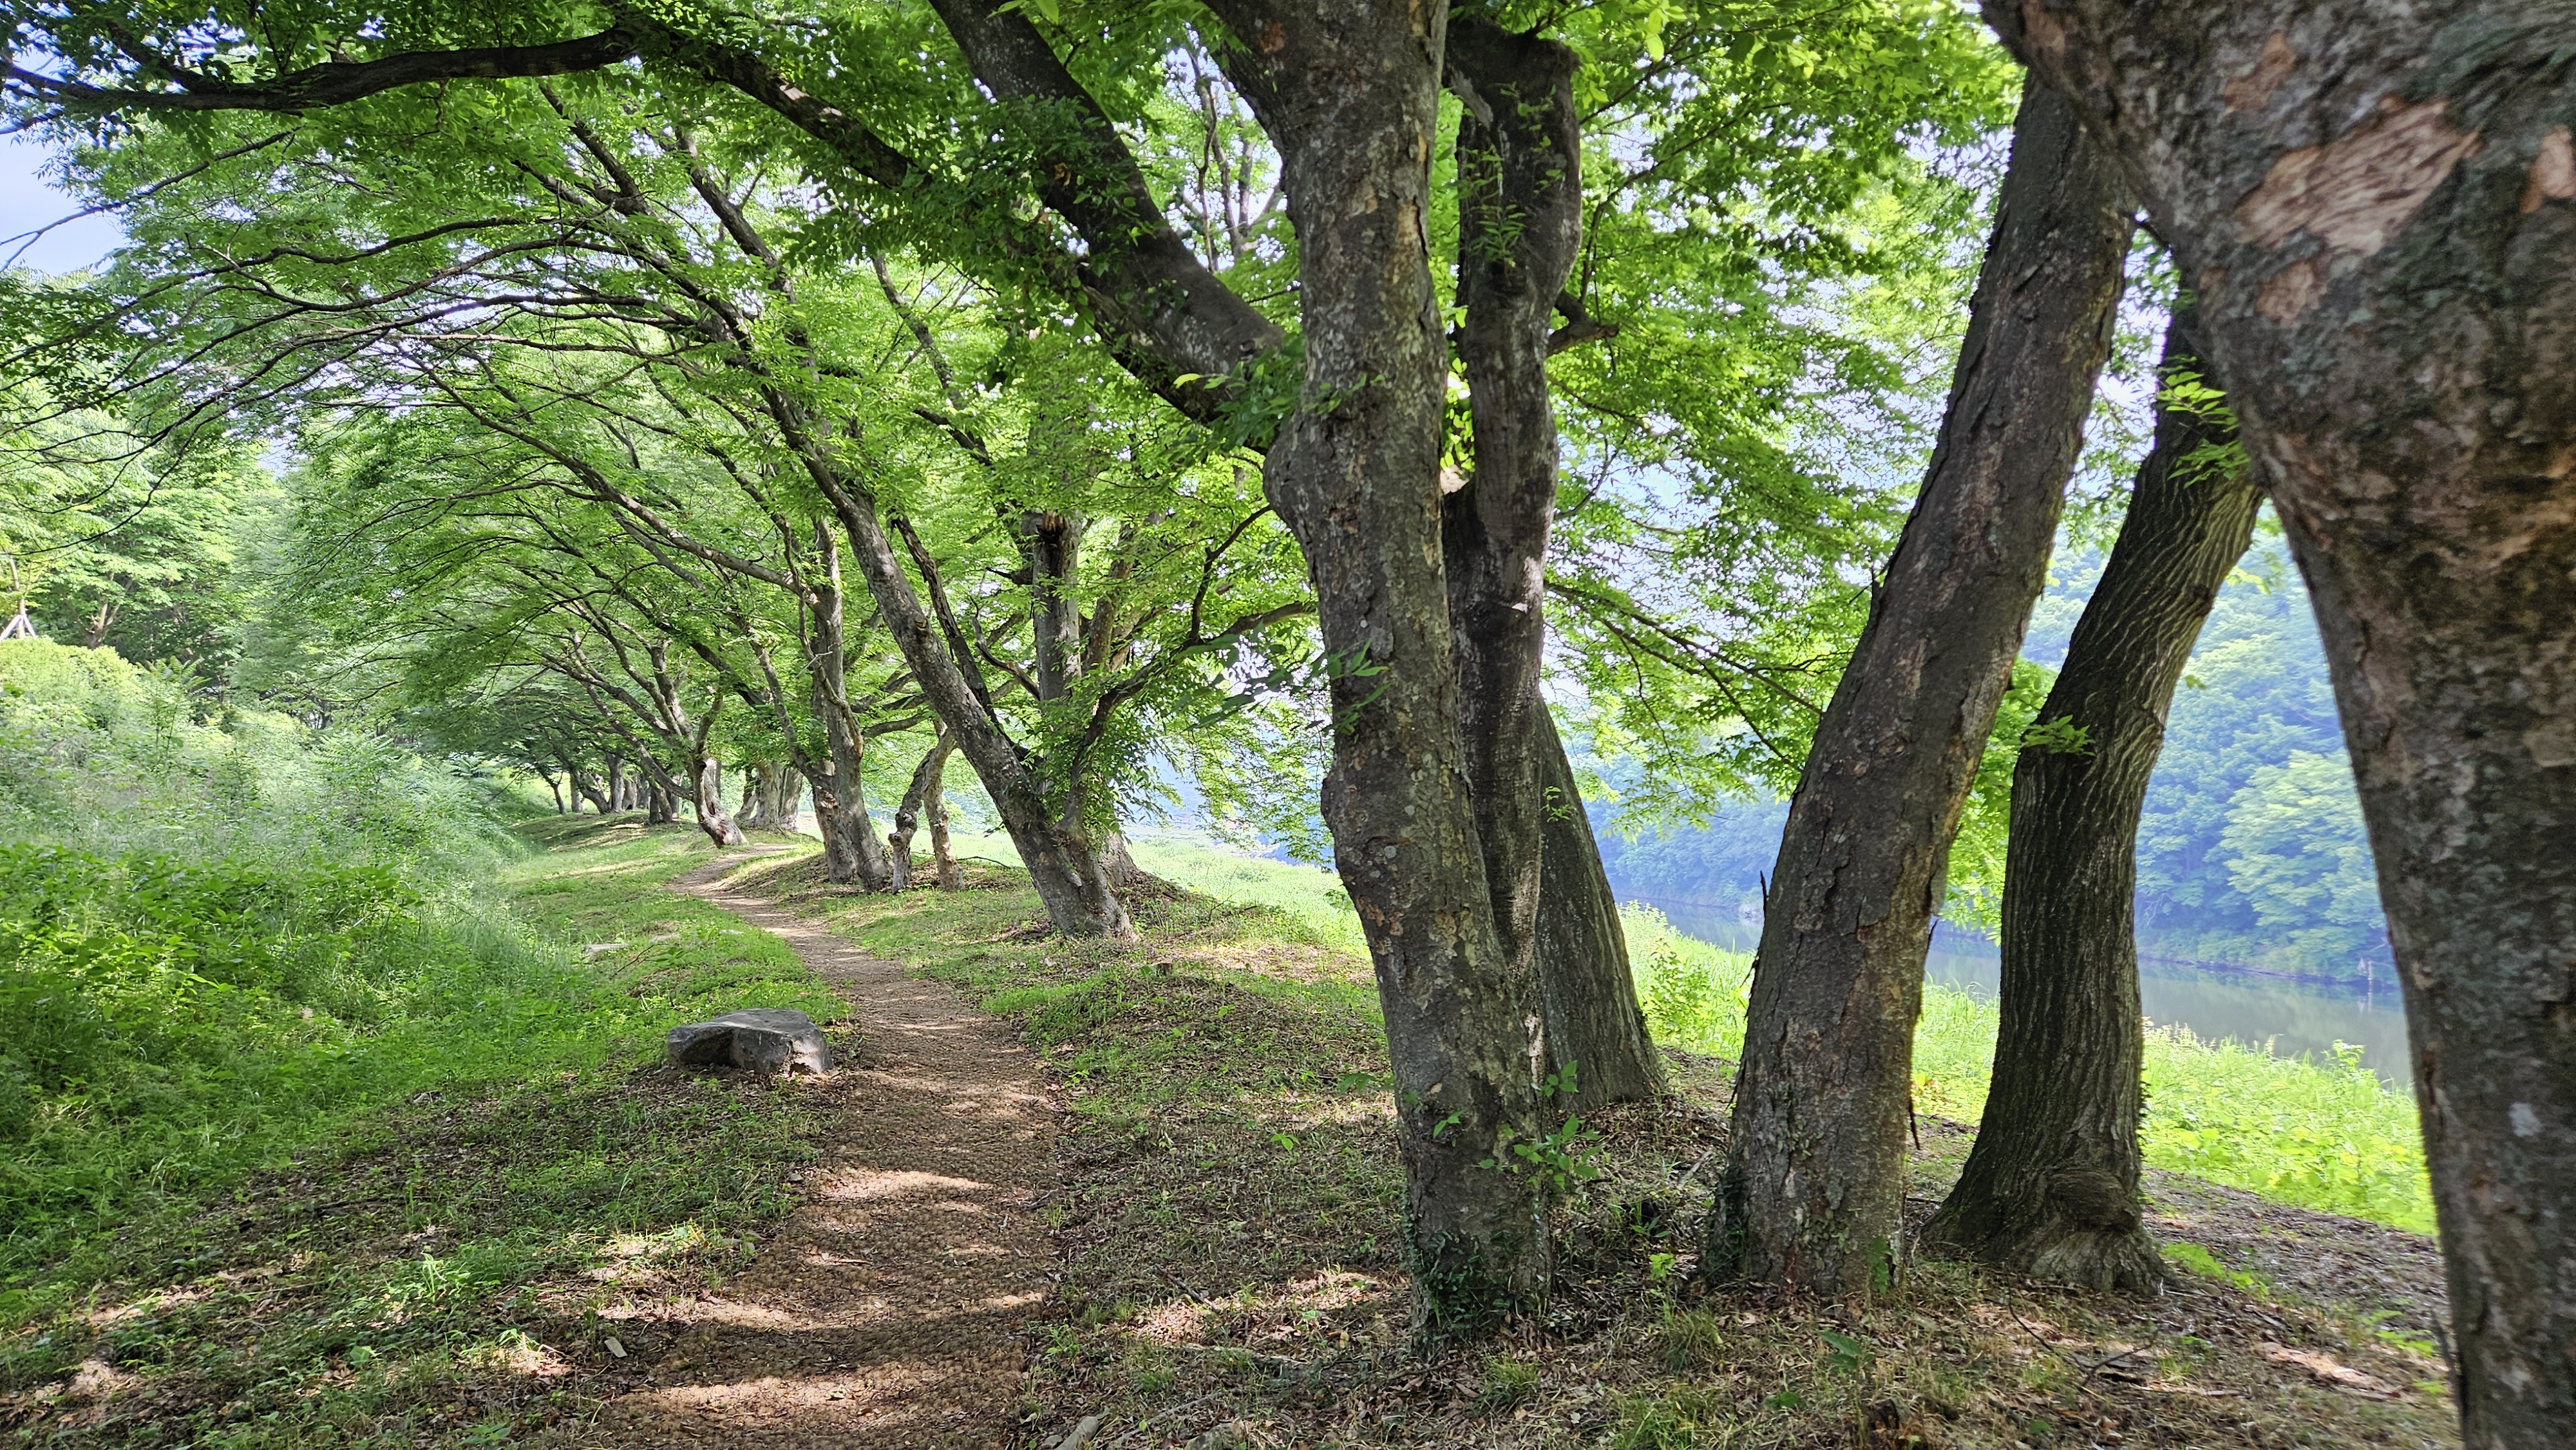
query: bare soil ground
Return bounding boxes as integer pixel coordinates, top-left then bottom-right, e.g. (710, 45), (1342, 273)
(575, 852), (1059, 1447)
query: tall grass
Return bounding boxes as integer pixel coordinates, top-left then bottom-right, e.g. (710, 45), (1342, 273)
(1098, 832), (2436, 1234)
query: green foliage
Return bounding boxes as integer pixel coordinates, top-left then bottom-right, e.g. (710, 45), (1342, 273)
(0, 639), (518, 878)
(0, 388), (273, 667)
(2217, 751), (2383, 961)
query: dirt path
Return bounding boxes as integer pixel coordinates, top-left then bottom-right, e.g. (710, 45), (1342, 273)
(589, 852), (1057, 1449)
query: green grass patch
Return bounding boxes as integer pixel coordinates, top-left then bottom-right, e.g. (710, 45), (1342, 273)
(0, 818), (848, 1445)
(1629, 905), (2436, 1232)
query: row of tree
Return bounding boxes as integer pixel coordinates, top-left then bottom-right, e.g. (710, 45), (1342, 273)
(3, 0), (2569, 1442)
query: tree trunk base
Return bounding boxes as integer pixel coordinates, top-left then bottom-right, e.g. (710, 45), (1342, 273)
(1924, 1210), (2165, 1295)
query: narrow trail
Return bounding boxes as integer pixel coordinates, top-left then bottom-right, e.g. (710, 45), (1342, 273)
(591, 851), (1057, 1449)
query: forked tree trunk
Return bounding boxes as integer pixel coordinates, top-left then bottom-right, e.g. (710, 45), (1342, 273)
(1996, 6), (2576, 1439)
(1445, 19), (1662, 1115)
(1209, 0), (1552, 1333)
(888, 733), (956, 890)
(1927, 309), (2262, 1290)
(690, 753), (748, 847)
(1707, 78), (2134, 1296)
(606, 754), (629, 812)
(926, 764), (963, 889)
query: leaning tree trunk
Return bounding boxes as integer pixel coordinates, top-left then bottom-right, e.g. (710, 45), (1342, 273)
(1996, 5), (2576, 1440)
(1445, 19), (1663, 1115)
(887, 733), (956, 890)
(1926, 308), (2262, 1290)
(1530, 711), (1663, 1108)
(811, 475), (1133, 937)
(1707, 77), (2135, 1297)
(1207, 0), (1552, 1333)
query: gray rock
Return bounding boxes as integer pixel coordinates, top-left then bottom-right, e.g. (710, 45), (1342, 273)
(665, 1008), (833, 1075)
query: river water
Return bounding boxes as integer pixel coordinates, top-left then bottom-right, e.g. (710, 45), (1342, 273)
(1630, 897), (2415, 1087)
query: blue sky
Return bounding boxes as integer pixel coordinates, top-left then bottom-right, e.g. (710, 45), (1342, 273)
(2, 132), (122, 272)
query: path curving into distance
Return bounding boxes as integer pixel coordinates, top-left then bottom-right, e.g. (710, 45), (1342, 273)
(591, 851), (1057, 1449)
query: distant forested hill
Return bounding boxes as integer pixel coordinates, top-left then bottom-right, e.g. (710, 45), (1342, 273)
(1597, 534), (2390, 980)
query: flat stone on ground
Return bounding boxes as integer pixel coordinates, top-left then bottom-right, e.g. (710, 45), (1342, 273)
(666, 1007), (834, 1075)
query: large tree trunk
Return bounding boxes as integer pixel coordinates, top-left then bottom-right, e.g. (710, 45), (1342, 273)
(1209, 0), (1551, 1333)
(1445, 19), (1662, 1115)
(605, 753), (629, 812)
(1706, 78), (2134, 1297)
(1996, 6), (2576, 1440)
(1926, 309), (2262, 1290)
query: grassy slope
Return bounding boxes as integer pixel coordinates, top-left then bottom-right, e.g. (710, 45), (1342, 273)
(761, 848), (2456, 1450)
(1, 818), (838, 1447)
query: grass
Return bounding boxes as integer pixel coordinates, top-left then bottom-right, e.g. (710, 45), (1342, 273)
(1064, 832), (2441, 1234)
(0, 816), (846, 1446)
(755, 848), (2457, 1450)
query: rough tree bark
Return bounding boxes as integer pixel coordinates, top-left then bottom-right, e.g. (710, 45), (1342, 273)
(1706, 77), (2134, 1296)
(1927, 309), (2262, 1290)
(1993, 5), (2576, 1439)
(1446, 18), (1662, 1115)
(43, 0), (1647, 1335)
(1208, 0), (1552, 1332)
(1531, 711), (1661, 1109)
